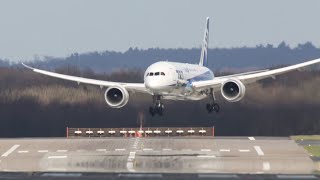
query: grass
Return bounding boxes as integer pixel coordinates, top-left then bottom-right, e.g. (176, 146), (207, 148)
(291, 135), (320, 141)
(303, 145), (320, 157)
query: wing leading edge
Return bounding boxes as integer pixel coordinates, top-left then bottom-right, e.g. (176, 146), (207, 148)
(21, 63), (147, 93)
(192, 58), (320, 91)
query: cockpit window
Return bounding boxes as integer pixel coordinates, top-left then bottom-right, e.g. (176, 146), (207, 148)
(155, 72), (160, 76)
(146, 73), (149, 76)
(149, 72), (154, 76)
(161, 72), (165, 76)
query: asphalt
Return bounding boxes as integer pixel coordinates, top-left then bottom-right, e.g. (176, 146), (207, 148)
(0, 136), (313, 175)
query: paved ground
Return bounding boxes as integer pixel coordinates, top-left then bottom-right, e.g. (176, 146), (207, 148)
(0, 137), (314, 174)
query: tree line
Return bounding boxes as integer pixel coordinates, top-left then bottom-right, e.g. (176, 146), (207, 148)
(0, 65), (319, 137)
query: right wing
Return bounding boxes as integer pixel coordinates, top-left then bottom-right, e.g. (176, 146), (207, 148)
(22, 63), (148, 93)
(192, 58), (320, 91)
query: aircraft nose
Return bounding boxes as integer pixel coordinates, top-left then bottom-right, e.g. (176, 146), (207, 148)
(145, 80), (158, 89)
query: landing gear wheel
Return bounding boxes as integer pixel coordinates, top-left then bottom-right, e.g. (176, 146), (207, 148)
(206, 89), (220, 113)
(149, 107), (155, 117)
(206, 103), (213, 113)
(213, 103), (220, 113)
(158, 104), (164, 116)
(149, 95), (164, 116)
(206, 103), (220, 113)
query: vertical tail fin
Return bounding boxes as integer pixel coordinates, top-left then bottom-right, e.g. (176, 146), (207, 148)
(199, 17), (209, 66)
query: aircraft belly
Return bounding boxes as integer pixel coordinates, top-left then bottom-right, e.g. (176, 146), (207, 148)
(162, 87), (206, 101)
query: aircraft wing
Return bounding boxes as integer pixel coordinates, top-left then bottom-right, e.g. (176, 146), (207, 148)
(192, 58), (320, 91)
(21, 63), (148, 93)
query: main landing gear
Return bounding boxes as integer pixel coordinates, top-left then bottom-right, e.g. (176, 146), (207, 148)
(149, 95), (164, 117)
(206, 89), (220, 113)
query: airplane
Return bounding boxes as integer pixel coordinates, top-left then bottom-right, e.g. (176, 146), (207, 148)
(22, 17), (320, 116)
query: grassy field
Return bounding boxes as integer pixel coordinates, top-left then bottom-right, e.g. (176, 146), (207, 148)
(303, 145), (320, 157)
(291, 135), (320, 157)
(291, 135), (320, 141)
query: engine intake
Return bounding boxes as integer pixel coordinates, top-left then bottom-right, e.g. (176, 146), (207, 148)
(221, 79), (246, 102)
(104, 86), (129, 108)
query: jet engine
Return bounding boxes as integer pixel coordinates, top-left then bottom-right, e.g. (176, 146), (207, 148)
(104, 86), (129, 108)
(221, 79), (246, 102)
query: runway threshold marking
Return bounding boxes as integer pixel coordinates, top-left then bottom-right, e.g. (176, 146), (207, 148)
(248, 137), (255, 140)
(254, 146), (264, 156)
(263, 162), (270, 171)
(48, 156), (67, 159)
(1, 145), (20, 157)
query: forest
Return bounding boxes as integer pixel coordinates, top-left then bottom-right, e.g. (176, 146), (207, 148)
(0, 66), (319, 137)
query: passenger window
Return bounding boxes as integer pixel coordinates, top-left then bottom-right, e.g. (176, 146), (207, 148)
(149, 72), (154, 76)
(161, 72), (165, 76)
(155, 72), (160, 76)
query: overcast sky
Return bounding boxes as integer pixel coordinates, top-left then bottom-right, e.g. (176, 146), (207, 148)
(0, 0), (319, 61)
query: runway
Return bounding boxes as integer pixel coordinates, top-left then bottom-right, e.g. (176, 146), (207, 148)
(0, 136), (314, 175)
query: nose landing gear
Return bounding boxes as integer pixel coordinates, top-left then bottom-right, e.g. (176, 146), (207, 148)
(149, 95), (164, 116)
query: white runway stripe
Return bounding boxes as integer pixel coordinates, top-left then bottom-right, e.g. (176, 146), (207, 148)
(57, 150), (68, 153)
(197, 155), (216, 158)
(143, 148), (153, 151)
(200, 149), (211, 152)
(263, 162), (271, 171)
(18, 150), (29, 153)
(2, 145), (20, 157)
(219, 149), (230, 152)
(254, 146), (264, 156)
(48, 156), (67, 159)
(96, 149), (106, 152)
(115, 148), (126, 151)
(239, 149), (250, 152)
(38, 150), (49, 153)
(162, 148), (172, 151)
(248, 137), (255, 140)
(127, 151), (136, 172)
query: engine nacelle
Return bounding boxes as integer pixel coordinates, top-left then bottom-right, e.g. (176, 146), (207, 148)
(221, 79), (246, 102)
(104, 86), (129, 108)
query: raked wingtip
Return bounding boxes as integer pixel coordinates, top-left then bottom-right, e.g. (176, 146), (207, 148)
(21, 62), (34, 70)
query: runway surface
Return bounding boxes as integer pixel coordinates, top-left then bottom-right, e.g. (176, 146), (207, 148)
(0, 137), (314, 175)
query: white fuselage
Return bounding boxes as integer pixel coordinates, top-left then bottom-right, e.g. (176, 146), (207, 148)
(144, 61), (214, 100)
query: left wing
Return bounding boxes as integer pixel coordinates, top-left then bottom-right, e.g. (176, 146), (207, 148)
(192, 58), (320, 91)
(21, 63), (148, 93)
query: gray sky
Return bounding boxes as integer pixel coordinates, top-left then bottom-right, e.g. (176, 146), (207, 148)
(0, 0), (320, 61)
